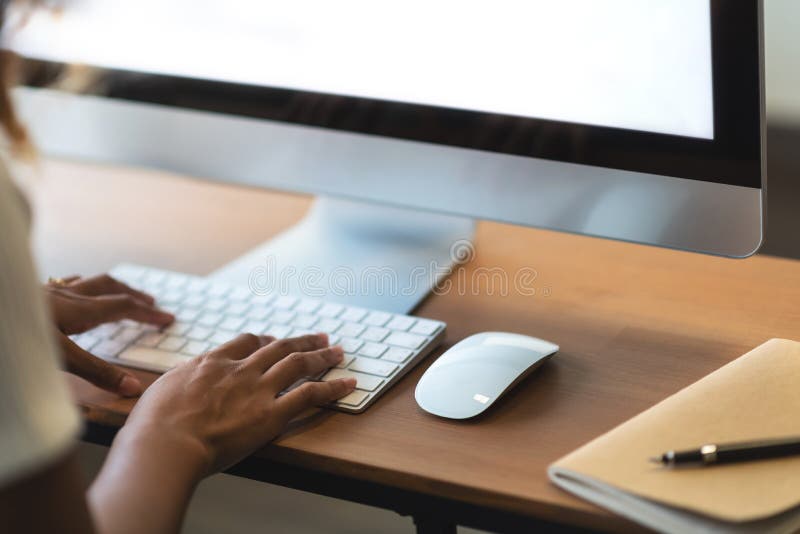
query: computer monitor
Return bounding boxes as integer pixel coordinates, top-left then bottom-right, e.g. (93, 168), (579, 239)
(5, 0), (764, 313)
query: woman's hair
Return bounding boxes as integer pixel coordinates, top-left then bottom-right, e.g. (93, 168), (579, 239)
(0, 1), (36, 157)
(0, 52), (30, 150)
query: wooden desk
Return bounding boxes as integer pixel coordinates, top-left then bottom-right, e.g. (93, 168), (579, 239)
(33, 158), (800, 533)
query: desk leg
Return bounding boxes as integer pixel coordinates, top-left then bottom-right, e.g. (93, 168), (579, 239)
(413, 515), (457, 534)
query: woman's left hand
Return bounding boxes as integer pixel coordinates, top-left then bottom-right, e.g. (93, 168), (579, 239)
(45, 274), (174, 396)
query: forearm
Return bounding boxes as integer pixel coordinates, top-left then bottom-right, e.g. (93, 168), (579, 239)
(87, 425), (208, 534)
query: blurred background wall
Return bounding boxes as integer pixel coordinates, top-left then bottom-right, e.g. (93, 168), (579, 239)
(766, 0), (800, 127)
(762, 0), (800, 259)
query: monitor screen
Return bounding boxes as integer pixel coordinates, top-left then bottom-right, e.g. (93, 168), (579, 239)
(6, 0), (714, 140)
(5, 0), (760, 188)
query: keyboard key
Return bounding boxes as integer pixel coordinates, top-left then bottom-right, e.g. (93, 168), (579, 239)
(226, 301), (250, 316)
(205, 298), (227, 312)
(263, 324), (292, 338)
(340, 307), (367, 322)
(141, 280), (161, 293)
(183, 293), (205, 308)
(158, 335), (187, 352)
(295, 299), (321, 313)
(186, 326), (212, 341)
(348, 357), (397, 377)
(270, 311), (295, 325)
(165, 321), (191, 336)
(219, 317), (246, 331)
(411, 319), (441, 336)
(363, 311), (392, 326)
(73, 334), (100, 351)
(386, 316), (416, 331)
(176, 307), (201, 322)
(251, 296), (275, 309)
(247, 306), (272, 320)
(143, 270), (167, 287)
(186, 278), (210, 293)
(329, 334), (341, 345)
(335, 353), (355, 369)
(315, 318), (342, 333)
(339, 338), (363, 353)
(241, 321), (267, 334)
(318, 303), (345, 318)
(229, 287), (252, 301)
(293, 314), (318, 329)
(337, 390), (369, 407)
(119, 346), (192, 369)
(338, 322), (365, 338)
(94, 339), (127, 358)
(207, 283), (232, 298)
(322, 369), (383, 392)
(93, 323), (122, 338)
(358, 343), (388, 358)
(273, 296), (298, 309)
(165, 274), (189, 289)
(382, 347), (414, 363)
(361, 327), (389, 342)
(160, 289), (185, 305)
(384, 332), (426, 349)
(182, 341), (210, 357)
(197, 312), (223, 327)
(114, 326), (144, 345)
(136, 331), (166, 348)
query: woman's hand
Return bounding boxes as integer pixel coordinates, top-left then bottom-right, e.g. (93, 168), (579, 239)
(46, 274), (173, 334)
(120, 332), (356, 477)
(45, 274), (174, 396)
(88, 332), (356, 534)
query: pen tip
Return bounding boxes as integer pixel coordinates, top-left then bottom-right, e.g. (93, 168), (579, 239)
(649, 456), (664, 464)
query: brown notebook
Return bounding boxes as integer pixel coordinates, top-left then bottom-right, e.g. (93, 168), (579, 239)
(549, 339), (800, 534)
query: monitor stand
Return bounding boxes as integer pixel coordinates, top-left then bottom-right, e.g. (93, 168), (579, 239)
(210, 197), (475, 314)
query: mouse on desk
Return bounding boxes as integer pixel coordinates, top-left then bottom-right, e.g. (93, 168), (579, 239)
(415, 332), (559, 420)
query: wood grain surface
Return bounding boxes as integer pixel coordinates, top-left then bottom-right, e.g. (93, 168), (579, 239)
(30, 158), (800, 532)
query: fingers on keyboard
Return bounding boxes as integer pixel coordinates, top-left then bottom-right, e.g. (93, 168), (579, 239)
(94, 265), (446, 412)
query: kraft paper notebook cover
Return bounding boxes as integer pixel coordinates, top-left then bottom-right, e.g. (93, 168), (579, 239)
(548, 339), (800, 534)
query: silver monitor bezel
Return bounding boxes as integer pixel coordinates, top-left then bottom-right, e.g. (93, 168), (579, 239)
(11, 0), (765, 258)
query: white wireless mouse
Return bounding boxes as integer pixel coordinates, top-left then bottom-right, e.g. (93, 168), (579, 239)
(415, 332), (559, 420)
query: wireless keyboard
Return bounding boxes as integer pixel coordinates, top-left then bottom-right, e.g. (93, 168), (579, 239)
(68, 264), (445, 413)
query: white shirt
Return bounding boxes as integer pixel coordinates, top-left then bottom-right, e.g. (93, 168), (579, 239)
(0, 164), (81, 487)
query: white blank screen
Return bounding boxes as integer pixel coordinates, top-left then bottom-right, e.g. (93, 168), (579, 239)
(5, 0), (714, 139)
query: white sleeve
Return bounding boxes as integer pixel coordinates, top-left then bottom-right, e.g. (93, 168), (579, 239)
(0, 168), (81, 488)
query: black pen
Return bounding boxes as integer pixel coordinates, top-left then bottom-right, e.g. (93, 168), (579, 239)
(651, 436), (800, 467)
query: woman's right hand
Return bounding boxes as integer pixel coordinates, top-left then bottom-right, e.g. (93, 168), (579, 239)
(118, 332), (356, 478)
(89, 332), (356, 534)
